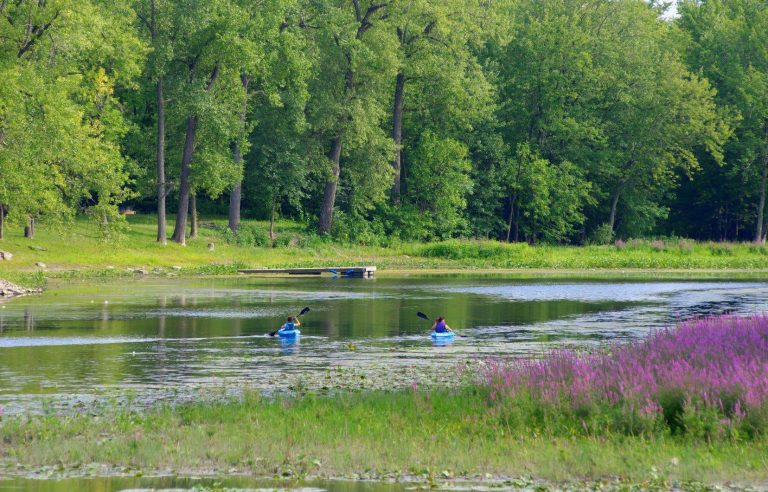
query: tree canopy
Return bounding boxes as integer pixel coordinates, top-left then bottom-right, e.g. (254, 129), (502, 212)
(1, 0), (764, 244)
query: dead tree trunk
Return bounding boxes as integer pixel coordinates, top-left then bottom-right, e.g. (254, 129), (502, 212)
(0, 204), (5, 240)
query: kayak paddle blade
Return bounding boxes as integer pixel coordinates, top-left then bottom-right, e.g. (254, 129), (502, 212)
(299, 307), (310, 316)
(417, 312), (430, 321)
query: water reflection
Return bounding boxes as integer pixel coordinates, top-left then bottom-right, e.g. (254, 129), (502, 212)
(0, 277), (767, 414)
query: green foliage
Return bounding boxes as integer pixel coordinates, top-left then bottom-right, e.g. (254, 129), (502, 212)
(590, 224), (616, 246)
(0, 0), (766, 245)
(407, 131), (473, 239)
(220, 223), (271, 247)
(0, 0), (143, 237)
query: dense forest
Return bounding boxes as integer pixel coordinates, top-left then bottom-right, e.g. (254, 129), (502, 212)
(0, 0), (767, 245)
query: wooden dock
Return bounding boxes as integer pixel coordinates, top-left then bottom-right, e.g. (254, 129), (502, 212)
(238, 266), (376, 278)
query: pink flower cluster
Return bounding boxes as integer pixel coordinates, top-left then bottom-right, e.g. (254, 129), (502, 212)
(482, 315), (768, 415)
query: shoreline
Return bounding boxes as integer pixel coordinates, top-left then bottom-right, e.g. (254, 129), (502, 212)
(3, 265), (768, 291)
(1, 387), (766, 487)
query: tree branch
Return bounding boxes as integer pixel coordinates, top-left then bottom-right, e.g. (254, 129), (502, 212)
(17, 9), (59, 58)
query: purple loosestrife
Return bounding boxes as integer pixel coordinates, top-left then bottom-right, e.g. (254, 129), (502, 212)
(482, 315), (768, 428)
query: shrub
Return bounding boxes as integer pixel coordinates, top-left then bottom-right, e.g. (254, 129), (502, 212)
(220, 224), (271, 247)
(417, 240), (529, 260)
(590, 223), (615, 245)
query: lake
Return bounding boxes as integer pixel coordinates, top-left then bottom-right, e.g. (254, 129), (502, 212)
(1, 275), (768, 415)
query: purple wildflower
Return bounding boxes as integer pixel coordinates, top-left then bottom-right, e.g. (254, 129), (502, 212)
(481, 314), (768, 431)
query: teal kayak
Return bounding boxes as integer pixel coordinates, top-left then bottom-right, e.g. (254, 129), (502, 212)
(430, 330), (454, 341)
(277, 328), (300, 338)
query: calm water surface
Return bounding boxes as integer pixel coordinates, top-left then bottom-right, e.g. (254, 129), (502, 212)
(0, 476), (536, 492)
(1, 276), (768, 414)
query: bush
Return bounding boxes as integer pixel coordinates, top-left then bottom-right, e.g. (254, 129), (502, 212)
(589, 223), (615, 245)
(417, 239), (529, 260)
(220, 224), (271, 247)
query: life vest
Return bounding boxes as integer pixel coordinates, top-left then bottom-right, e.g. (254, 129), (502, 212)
(282, 321), (296, 331)
(434, 321), (448, 333)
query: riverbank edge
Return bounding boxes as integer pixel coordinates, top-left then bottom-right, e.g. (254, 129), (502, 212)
(4, 265), (768, 291)
(1, 388), (766, 487)
(0, 469), (762, 492)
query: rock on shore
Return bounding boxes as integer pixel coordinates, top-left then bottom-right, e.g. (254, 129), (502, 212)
(0, 279), (42, 298)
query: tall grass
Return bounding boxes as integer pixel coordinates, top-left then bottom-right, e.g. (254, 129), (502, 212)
(415, 238), (768, 269)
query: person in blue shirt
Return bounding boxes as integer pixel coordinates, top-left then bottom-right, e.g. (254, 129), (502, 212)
(431, 316), (452, 333)
(281, 316), (301, 332)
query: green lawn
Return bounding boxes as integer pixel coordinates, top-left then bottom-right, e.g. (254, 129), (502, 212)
(2, 214), (768, 288)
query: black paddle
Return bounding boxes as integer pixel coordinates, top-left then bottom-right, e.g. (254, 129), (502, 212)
(417, 311), (464, 337)
(270, 307), (310, 337)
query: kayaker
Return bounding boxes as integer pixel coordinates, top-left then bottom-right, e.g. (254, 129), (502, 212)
(432, 316), (452, 333)
(280, 316), (301, 332)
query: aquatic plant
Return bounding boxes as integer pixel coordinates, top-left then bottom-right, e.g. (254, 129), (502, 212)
(482, 314), (768, 437)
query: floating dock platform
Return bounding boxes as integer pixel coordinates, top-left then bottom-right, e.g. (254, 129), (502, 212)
(238, 266), (376, 278)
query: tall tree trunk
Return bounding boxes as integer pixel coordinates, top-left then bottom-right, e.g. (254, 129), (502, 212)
(608, 188), (621, 231)
(0, 204), (5, 240)
(513, 204), (521, 243)
(171, 65), (219, 245)
(318, 136), (342, 235)
(391, 72), (405, 203)
(24, 216), (34, 239)
(269, 193), (276, 241)
(171, 116), (198, 245)
(229, 75), (249, 232)
(229, 184), (242, 232)
(156, 77), (167, 244)
(505, 193), (516, 242)
(755, 153), (768, 243)
(189, 193), (198, 239)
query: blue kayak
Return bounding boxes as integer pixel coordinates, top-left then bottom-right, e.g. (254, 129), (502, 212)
(430, 330), (454, 341)
(277, 328), (301, 338)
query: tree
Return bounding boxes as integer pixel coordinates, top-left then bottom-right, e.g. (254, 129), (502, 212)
(679, 0), (768, 242)
(406, 131), (472, 238)
(387, 0), (503, 205)
(502, 144), (592, 243)
(492, 0), (727, 240)
(0, 0), (144, 239)
(301, 0), (398, 234)
(134, 0), (173, 243)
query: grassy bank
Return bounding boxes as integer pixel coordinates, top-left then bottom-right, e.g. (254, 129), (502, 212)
(1, 388), (766, 485)
(2, 315), (767, 485)
(2, 214), (768, 288)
